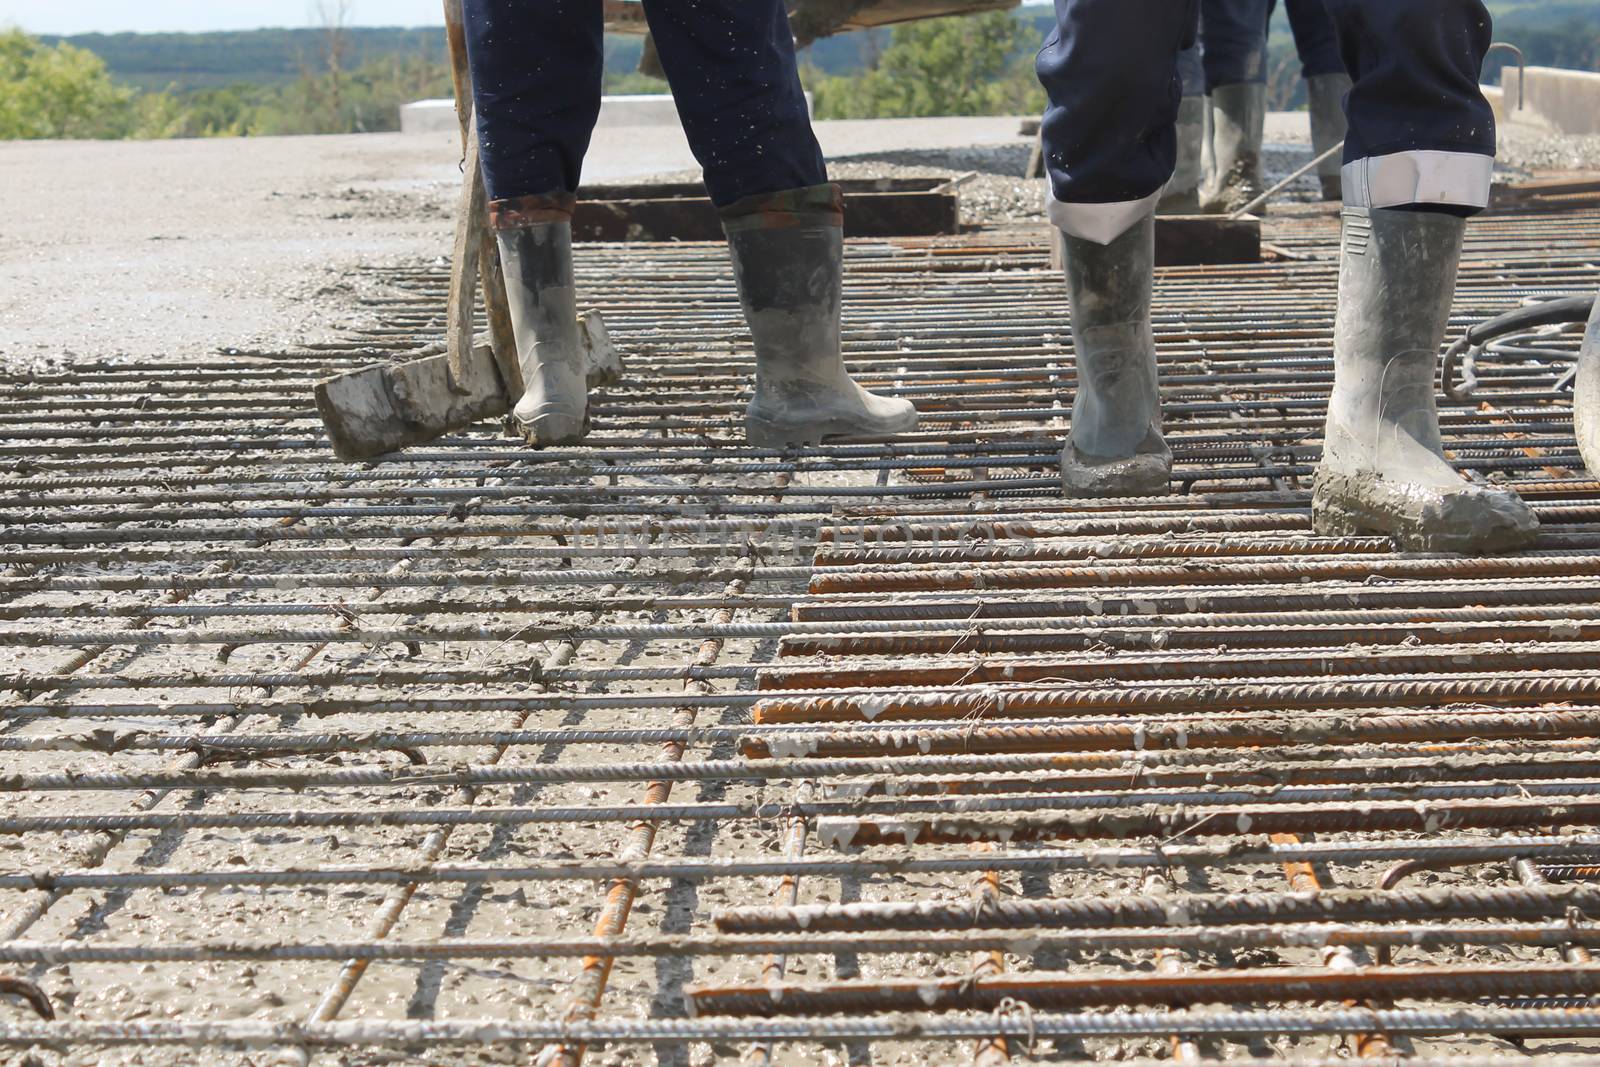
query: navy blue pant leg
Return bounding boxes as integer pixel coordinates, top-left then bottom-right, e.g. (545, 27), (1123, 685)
(1178, 44), (1205, 99)
(1200, 0), (1270, 90)
(1282, 0), (1344, 79)
(1036, 0), (1195, 243)
(1324, 0), (1495, 212)
(637, 0), (827, 208)
(464, 0), (602, 202)
(465, 0), (825, 209)
(1177, 0), (1205, 98)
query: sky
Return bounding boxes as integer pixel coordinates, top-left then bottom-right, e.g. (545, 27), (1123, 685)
(0, 0), (446, 35)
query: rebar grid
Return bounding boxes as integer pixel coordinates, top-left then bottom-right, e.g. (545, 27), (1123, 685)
(4, 200), (1600, 1065)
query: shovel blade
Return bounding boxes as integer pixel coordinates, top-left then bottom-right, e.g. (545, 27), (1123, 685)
(313, 311), (624, 461)
(314, 343), (510, 461)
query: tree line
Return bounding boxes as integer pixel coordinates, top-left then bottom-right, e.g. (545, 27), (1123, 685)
(2, 3), (1597, 140)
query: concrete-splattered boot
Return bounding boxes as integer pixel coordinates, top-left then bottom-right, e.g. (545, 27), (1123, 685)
(1200, 83), (1266, 214)
(1312, 208), (1538, 552)
(1059, 212), (1171, 497)
(1307, 72), (1352, 201)
(1159, 96), (1206, 214)
(494, 195), (589, 446)
(722, 185), (918, 447)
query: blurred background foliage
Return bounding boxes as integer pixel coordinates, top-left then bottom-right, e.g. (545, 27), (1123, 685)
(0, 1), (1596, 140)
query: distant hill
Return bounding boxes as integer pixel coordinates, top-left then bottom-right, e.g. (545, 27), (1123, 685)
(48, 4), (1600, 97)
(40, 28), (450, 92)
(1488, 1), (1600, 27)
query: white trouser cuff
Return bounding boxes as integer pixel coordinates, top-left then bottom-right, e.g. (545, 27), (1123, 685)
(1341, 150), (1493, 211)
(1046, 189), (1161, 246)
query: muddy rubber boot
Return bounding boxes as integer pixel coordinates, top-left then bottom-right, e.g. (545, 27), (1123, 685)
(722, 186), (918, 448)
(497, 221), (589, 446)
(1158, 96), (1206, 214)
(1312, 208), (1538, 552)
(1058, 212), (1171, 497)
(1200, 83), (1266, 214)
(1307, 72), (1352, 201)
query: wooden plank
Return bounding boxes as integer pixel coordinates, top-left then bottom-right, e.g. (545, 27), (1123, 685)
(580, 178), (950, 199)
(570, 182), (960, 242)
(838, 0), (1017, 29)
(1154, 214), (1261, 266)
(1048, 216), (1261, 272)
(603, 0), (1018, 35)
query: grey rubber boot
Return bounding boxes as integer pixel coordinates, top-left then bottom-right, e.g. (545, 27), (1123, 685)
(1200, 82), (1266, 214)
(1312, 208), (1538, 552)
(497, 221), (589, 446)
(1058, 212), (1171, 497)
(1306, 72), (1352, 201)
(1158, 96), (1206, 214)
(723, 194), (918, 448)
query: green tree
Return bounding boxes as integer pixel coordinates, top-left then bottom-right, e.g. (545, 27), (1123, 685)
(0, 28), (132, 138)
(811, 12), (1043, 119)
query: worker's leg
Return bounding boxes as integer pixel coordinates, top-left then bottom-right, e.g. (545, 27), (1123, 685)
(1198, 0), (1270, 212)
(640, 0), (916, 447)
(1284, 0), (1342, 78)
(1200, 0), (1270, 91)
(464, 0), (604, 445)
(1284, 0), (1350, 198)
(1313, 0), (1537, 551)
(1161, 33), (1207, 212)
(635, 0), (824, 207)
(1036, 0), (1193, 496)
(464, 0), (602, 202)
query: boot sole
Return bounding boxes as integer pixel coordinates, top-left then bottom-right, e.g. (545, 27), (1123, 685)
(1311, 473), (1539, 554)
(506, 409), (591, 448)
(1060, 438), (1172, 499)
(745, 410), (919, 449)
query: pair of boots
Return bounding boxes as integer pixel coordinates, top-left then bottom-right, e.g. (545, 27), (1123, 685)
(1184, 74), (1350, 213)
(1061, 206), (1538, 553)
(494, 186), (915, 449)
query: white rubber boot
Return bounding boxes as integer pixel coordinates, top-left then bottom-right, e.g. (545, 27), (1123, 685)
(497, 221), (589, 446)
(723, 189), (918, 448)
(1312, 208), (1538, 552)
(1158, 96), (1206, 214)
(1306, 72), (1352, 201)
(1200, 82), (1266, 214)
(1058, 212), (1171, 497)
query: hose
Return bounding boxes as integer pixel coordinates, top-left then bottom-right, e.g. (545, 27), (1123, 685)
(1442, 295), (1596, 400)
(1439, 292), (1600, 477)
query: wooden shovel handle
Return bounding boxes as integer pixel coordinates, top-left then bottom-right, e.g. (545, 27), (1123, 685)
(442, 0), (519, 396)
(443, 0), (472, 155)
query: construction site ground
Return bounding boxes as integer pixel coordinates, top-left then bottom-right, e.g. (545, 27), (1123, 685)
(4, 116), (1600, 1066)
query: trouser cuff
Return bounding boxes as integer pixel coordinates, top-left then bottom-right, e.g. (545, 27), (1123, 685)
(1047, 189), (1160, 245)
(489, 191), (577, 231)
(719, 183), (843, 233)
(1341, 151), (1493, 213)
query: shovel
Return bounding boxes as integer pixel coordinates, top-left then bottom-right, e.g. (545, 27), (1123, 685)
(311, 0), (622, 461)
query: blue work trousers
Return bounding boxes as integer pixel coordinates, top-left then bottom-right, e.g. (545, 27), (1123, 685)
(1178, 0), (1342, 97)
(1037, 0), (1496, 235)
(463, 0), (826, 209)
(1278, 0), (1344, 80)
